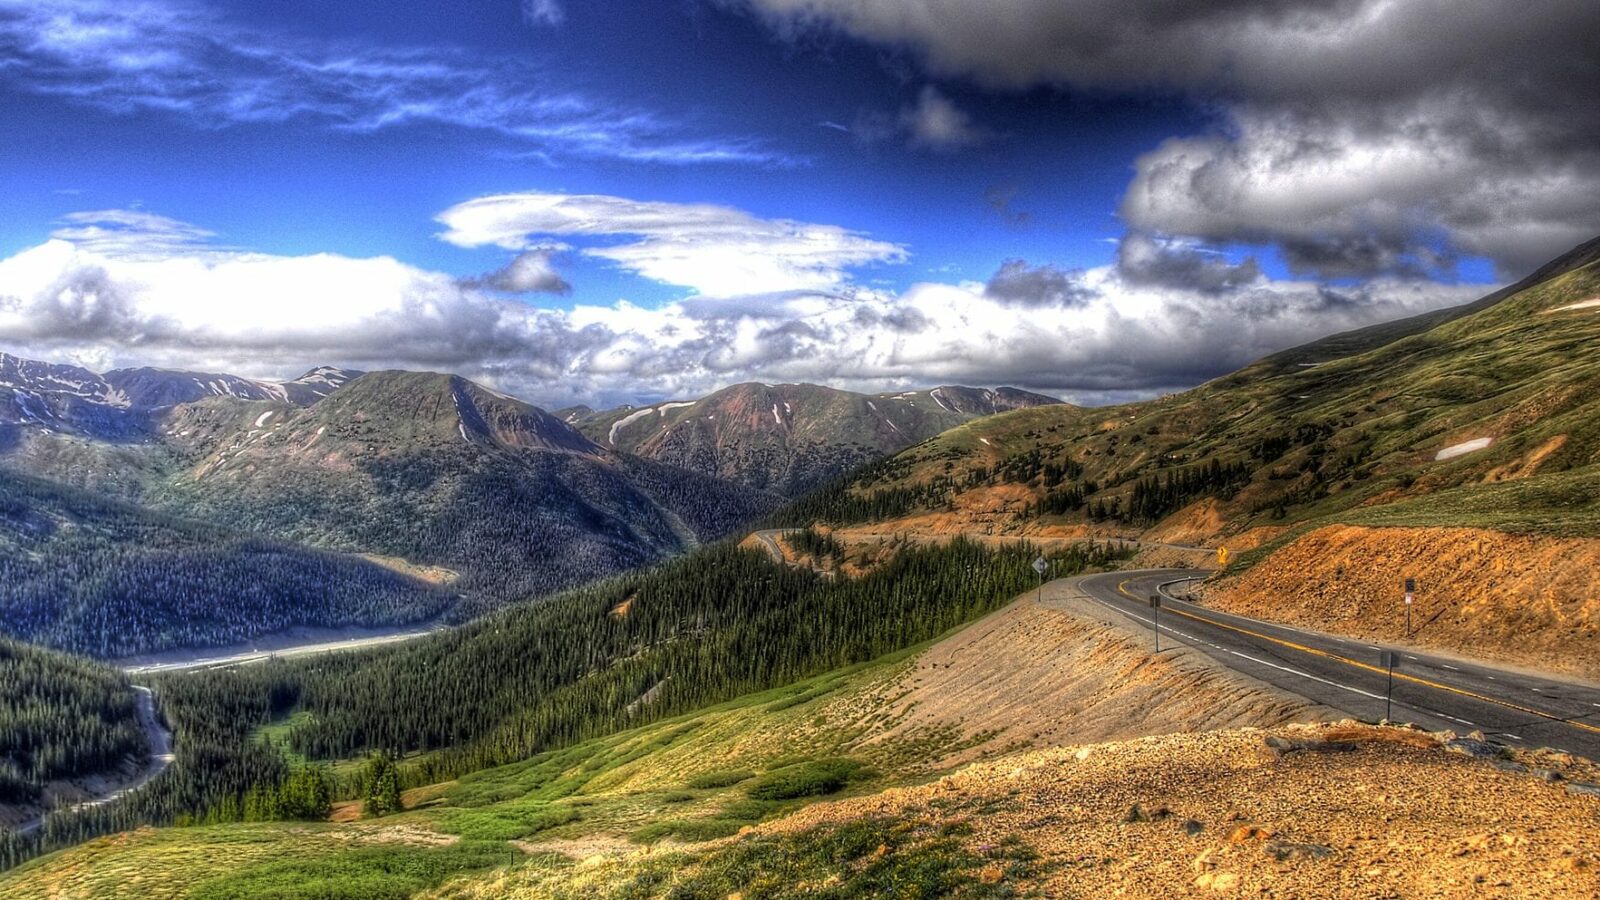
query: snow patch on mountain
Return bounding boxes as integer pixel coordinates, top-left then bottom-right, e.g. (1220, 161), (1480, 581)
(1435, 437), (1493, 461)
(609, 407), (655, 444)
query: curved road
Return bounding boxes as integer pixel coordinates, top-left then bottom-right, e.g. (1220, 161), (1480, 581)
(15, 686), (174, 836)
(1065, 569), (1600, 759)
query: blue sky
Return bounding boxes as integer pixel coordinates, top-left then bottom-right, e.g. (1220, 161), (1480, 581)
(0, 0), (1201, 299)
(0, 0), (1592, 406)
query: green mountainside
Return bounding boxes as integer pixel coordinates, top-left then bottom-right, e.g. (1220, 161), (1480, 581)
(787, 236), (1600, 548)
(0, 367), (779, 655)
(147, 371), (776, 602)
(0, 468), (452, 657)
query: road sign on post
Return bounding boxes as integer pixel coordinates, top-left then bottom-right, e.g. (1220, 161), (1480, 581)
(1217, 547), (1229, 566)
(1380, 650), (1400, 722)
(1033, 556), (1047, 604)
(1402, 578), (1416, 636)
(1149, 594), (1162, 653)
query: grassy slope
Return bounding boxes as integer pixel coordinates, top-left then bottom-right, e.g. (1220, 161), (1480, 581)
(15, 596), (1600, 898)
(0, 650), (954, 899)
(0, 565), (1333, 898)
(818, 248), (1600, 548)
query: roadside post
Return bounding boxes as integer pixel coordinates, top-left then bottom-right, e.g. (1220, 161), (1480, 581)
(1380, 650), (1400, 721)
(1032, 556), (1048, 604)
(1149, 593), (1162, 653)
(1403, 578), (1416, 636)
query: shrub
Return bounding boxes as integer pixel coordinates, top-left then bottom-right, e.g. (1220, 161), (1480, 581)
(744, 758), (864, 801)
(685, 769), (754, 790)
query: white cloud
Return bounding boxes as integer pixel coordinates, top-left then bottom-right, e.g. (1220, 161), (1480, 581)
(0, 0), (783, 165)
(0, 208), (1486, 408)
(436, 192), (909, 296)
(901, 86), (987, 151)
(49, 209), (225, 259)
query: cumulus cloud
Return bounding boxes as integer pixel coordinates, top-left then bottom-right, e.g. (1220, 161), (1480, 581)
(436, 192), (909, 296)
(983, 260), (1091, 307)
(1114, 232), (1260, 294)
(462, 247), (573, 295)
(0, 0), (783, 165)
(0, 208), (1486, 408)
(723, 0), (1600, 276)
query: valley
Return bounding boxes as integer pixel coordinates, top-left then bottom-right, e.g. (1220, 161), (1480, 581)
(5, 237), (1600, 894)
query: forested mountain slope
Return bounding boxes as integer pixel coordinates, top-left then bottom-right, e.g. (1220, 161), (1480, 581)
(0, 469), (453, 657)
(566, 382), (1059, 496)
(1, 361), (779, 650)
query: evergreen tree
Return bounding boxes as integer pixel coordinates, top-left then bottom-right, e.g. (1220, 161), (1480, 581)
(362, 754), (402, 818)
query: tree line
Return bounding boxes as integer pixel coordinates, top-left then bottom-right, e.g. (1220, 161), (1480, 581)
(2, 535), (1124, 871)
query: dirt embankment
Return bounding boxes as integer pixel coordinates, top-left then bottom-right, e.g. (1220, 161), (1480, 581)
(838, 580), (1331, 769)
(764, 722), (1600, 898)
(1207, 525), (1600, 681)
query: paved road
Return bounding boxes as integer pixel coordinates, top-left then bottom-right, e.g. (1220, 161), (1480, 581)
(750, 529), (791, 564)
(120, 625), (441, 675)
(16, 687), (175, 836)
(1068, 569), (1600, 759)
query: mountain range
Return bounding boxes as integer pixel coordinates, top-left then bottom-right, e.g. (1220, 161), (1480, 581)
(0, 352), (1053, 656)
(561, 382), (1058, 495)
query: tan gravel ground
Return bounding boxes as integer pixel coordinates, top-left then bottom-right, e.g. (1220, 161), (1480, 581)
(767, 721), (1600, 898)
(843, 580), (1331, 768)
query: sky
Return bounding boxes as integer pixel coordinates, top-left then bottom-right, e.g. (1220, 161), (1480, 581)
(1, 0), (1597, 408)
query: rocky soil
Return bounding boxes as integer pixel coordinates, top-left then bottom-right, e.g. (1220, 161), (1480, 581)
(766, 721), (1600, 897)
(839, 581), (1329, 769)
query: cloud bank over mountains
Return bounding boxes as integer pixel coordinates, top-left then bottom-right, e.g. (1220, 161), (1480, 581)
(0, 203), (1480, 408)
(4, 0), (1578, 407)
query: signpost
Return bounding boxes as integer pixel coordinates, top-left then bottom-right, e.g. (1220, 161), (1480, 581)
(1403, 577), (1416, 636)
(1217, 546), (1229, 567)
(1032, 556), (1048, 603)
(1149, 593), (1162, 653)
(1380, 650), (1400, 721)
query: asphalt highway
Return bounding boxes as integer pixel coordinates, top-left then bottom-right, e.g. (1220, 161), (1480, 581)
(1070, 569), (1600, 759)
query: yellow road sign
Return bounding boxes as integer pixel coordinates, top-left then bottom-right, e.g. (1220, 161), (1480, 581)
(1217, 546), (1229, 566)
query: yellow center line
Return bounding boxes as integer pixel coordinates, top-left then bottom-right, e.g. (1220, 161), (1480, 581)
(1113, 578), (1600, 736)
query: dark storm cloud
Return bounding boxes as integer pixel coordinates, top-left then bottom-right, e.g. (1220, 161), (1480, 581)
(1115, 232), (1260, 294)
(983, 259), (1092, 307)
(727, 0), (1600, 278)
